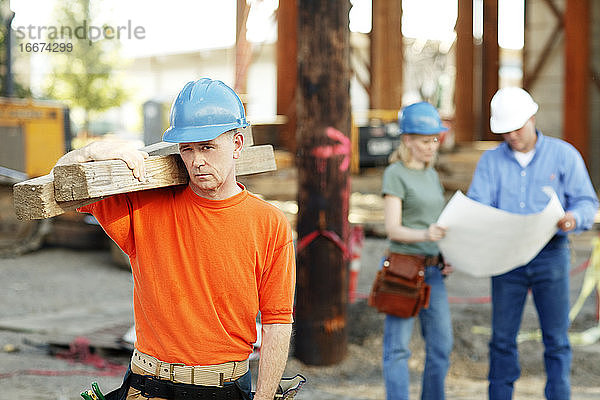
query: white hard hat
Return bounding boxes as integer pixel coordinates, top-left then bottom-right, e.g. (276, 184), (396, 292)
(490, 87), (539, 134)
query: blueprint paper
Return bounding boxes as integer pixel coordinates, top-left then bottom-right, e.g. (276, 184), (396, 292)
(436, 188), (564, 277)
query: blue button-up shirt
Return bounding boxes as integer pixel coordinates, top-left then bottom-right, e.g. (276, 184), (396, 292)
(467, 131), (599, 234)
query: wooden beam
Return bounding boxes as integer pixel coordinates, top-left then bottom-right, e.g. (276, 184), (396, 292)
(14, 145), (276, 220)
(53, 155), (188, 202)
(12, 141), (182, 221)
(454, 0), (475, 143)
(13, 175), (102, 221)
(481, 0), (499, 140)
(563, 0), (590, 162)
(370, 0), (403, 110)
(54, 144), (276, 202)
(276, 0), (298, 153)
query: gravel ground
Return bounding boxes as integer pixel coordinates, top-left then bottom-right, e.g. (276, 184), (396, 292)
(1, 229), (600, 399)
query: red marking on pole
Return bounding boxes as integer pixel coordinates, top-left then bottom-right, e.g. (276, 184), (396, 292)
(297, 229), (351, 260)
(310, 127), (351, 171)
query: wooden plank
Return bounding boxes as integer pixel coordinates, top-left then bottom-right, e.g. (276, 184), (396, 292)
(14, 145), (276, 220)
(234, 144), (276, 176)
(13, 142), (181, 220)
(13, 175), (102, 220)
(53, 154), (188, 202)
(54, 145), (276, 201)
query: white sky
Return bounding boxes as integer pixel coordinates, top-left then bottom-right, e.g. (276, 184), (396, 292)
(10, 0), (525, 57)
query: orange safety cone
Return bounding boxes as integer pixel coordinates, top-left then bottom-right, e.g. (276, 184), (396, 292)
(348, 225), (365, 303)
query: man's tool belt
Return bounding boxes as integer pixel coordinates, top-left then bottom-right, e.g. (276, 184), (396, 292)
(83, 374), (307, 400)
(131, 349), (249, 386)
(368, 252), (438, 318)
(88, 349), (306, 400)
(129, 373), (247, 400)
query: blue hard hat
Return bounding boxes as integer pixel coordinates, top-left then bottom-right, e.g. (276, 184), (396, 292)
(162, 78), (250, 143)
(398, 102), (447, 135)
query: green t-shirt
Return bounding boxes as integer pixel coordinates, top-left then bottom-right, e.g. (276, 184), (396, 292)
(382, 161), (445, 256)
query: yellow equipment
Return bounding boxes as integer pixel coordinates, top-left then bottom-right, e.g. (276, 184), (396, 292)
(0, 97), (71, 256)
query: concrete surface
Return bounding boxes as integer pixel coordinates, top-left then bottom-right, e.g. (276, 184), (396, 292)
(1, 230), (600, 399)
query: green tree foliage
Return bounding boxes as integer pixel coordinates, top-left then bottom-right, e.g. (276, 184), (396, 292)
(44, 0), (127, 133)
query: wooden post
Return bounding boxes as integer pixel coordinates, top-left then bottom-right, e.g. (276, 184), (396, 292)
(454, 0), (475, 143)
(370, 0), (403, 109)
(563, 0), (590, 163)
(235, 0), (251, 96)
(481, 0), (499, 140)
(295, 0), (351, 365)
(277, 0), (298, 153)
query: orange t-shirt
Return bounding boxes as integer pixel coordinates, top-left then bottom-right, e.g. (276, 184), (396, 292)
(79, 184), (295, 365)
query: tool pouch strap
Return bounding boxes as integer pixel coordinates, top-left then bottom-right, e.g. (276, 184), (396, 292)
(128, 373), (245, 399)
(103, 368), (132, 400)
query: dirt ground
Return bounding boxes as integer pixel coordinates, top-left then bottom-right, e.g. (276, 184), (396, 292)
(1, 166), (600, 399)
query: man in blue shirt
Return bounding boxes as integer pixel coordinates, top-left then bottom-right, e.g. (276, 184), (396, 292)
(468, 87), (598, 400)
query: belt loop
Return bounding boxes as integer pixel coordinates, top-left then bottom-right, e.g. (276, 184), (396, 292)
(191, 367), (195, 385)
(169, 363), (185, 382)
(170, 363), (175, 382)
(219, 372), (224, 387)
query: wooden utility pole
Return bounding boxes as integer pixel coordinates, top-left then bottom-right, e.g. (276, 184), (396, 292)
(276, 0), (298, 153)
(481, 0), (499, 140)
(235, 0), (251, 96)
(454, 0), (475, 143)
(370, 0), (403, 109)
(563, 0), (590, 163)
(295, 0), (351, 365)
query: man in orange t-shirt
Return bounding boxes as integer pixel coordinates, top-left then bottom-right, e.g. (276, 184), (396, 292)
(56, 79), (295, 400)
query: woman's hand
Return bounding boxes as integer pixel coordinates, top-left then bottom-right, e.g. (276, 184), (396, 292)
(425, 223), (447, 241)
(441, 263), (454, 276)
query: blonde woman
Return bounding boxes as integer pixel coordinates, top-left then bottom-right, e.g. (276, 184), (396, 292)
(382, 102), (453, 400)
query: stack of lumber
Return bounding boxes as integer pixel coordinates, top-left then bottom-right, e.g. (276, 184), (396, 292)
(14, 131), (276, 221)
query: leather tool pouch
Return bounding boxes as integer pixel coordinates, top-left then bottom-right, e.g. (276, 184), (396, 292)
(368, 253), (431, 318)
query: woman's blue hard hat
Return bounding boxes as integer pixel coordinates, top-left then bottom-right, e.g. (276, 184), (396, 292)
(398, 101), (447, 135)
(162, 78), (250, 143)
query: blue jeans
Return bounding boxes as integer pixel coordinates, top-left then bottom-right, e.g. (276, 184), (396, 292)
(383, 266), (453, 400)
(488, 235), (571, 400)
(234, 370), (253, 399)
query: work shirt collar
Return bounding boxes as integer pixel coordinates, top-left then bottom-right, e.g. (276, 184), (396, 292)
(502, 129), (544, 163)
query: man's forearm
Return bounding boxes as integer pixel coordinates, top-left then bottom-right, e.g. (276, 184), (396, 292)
(254, 323), (292, 400)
